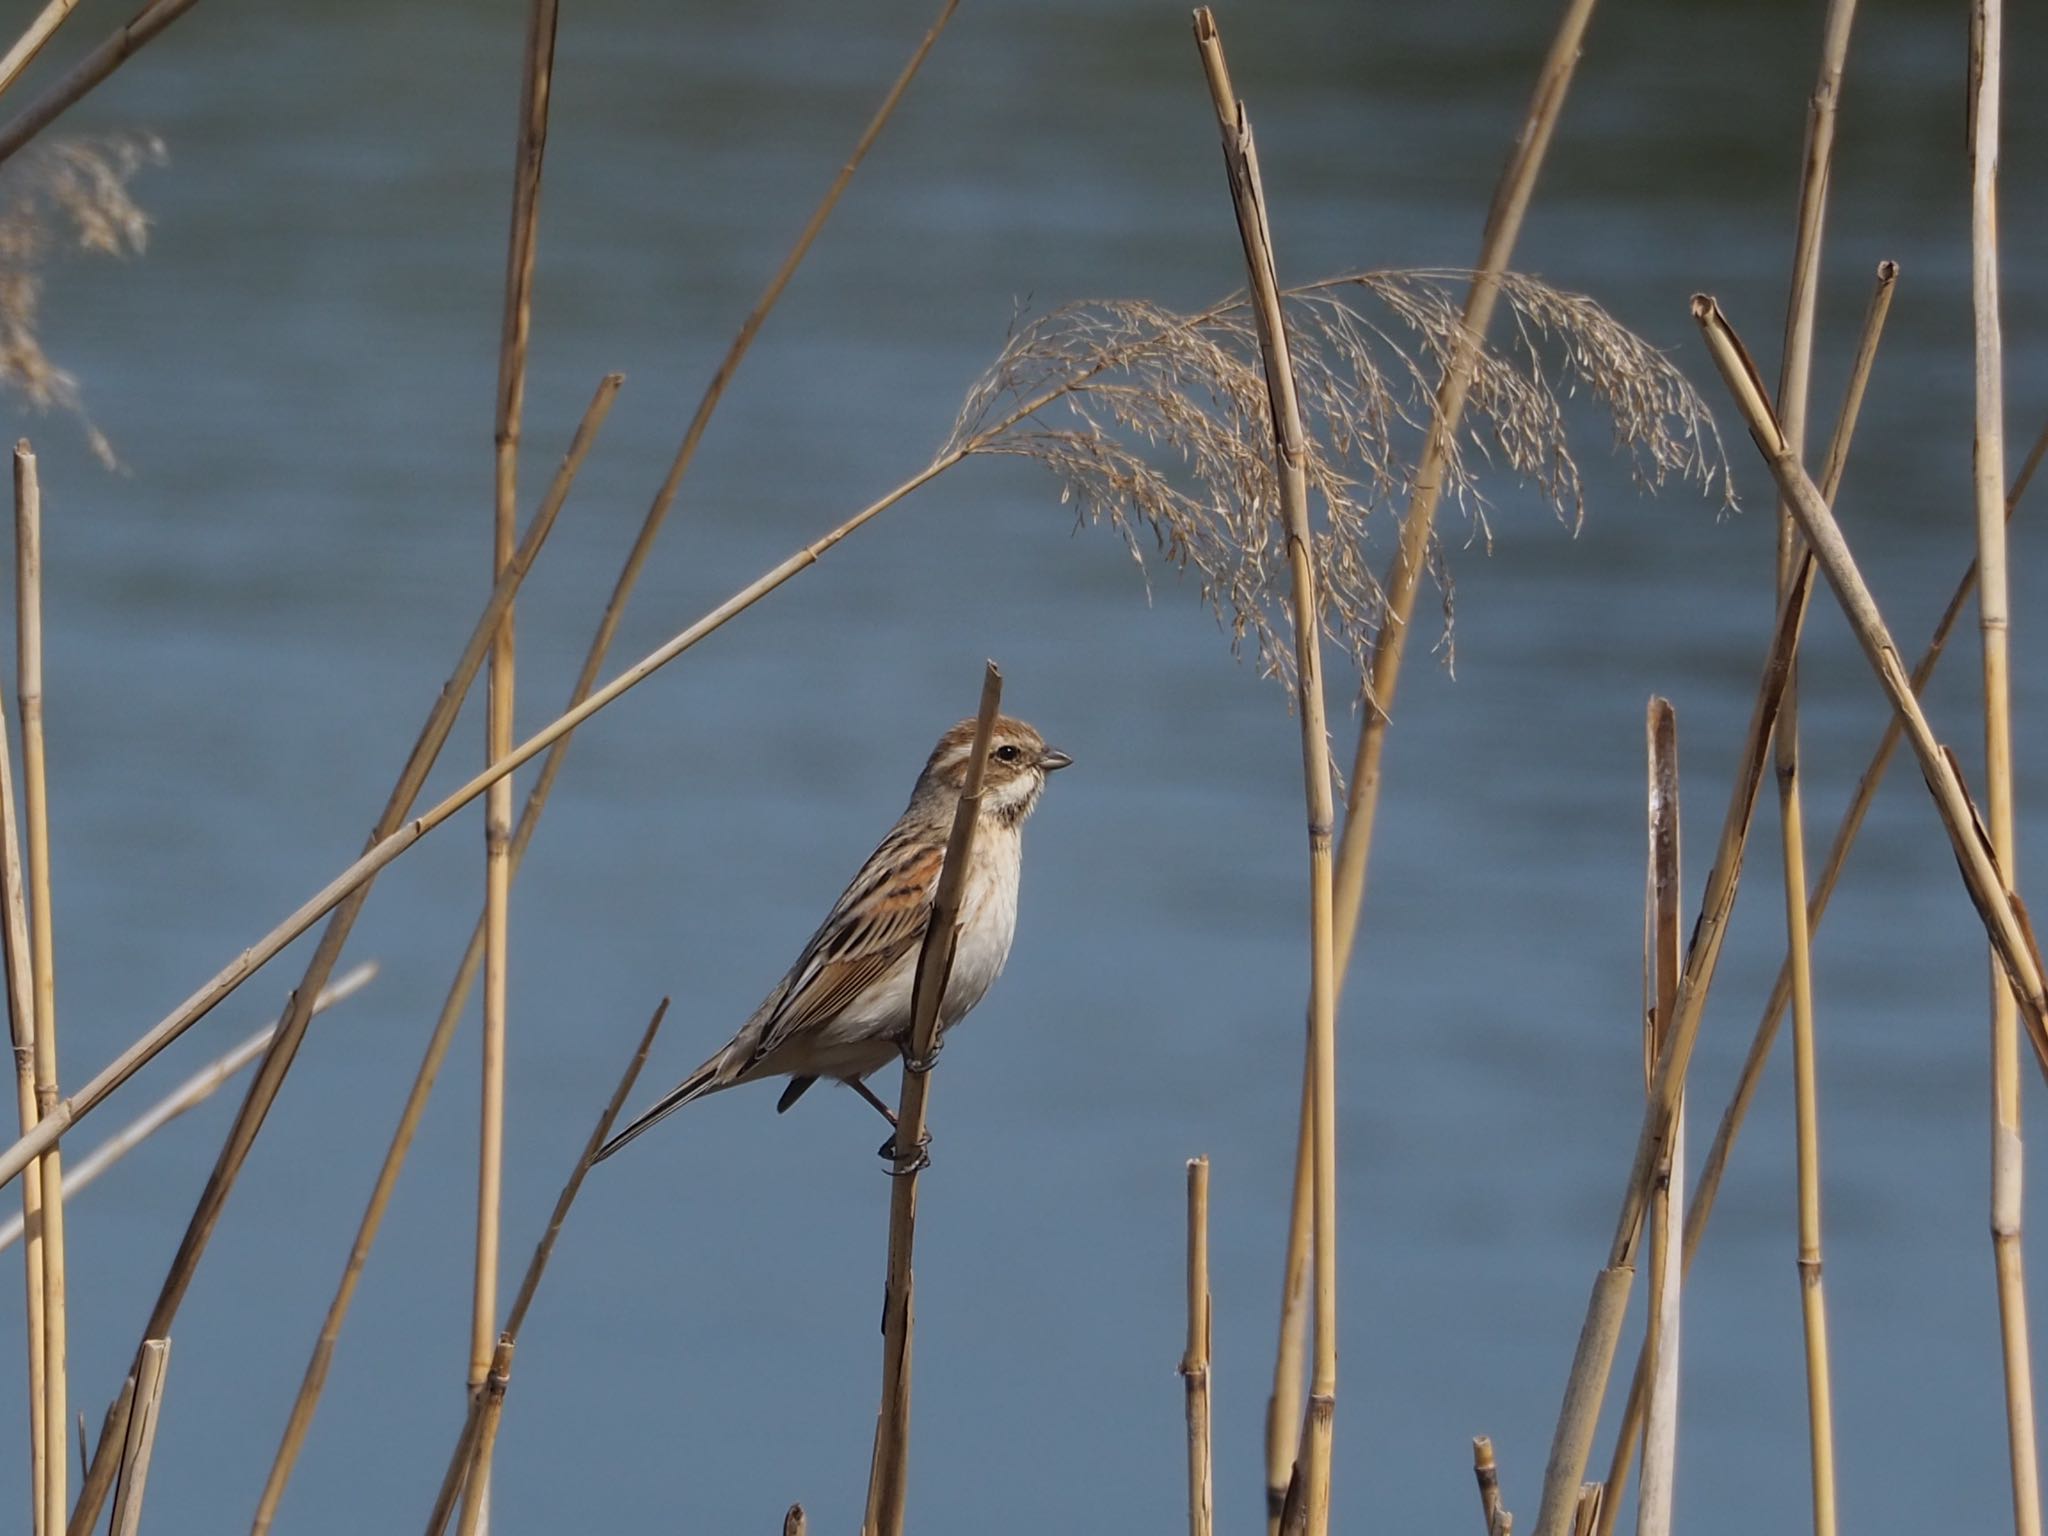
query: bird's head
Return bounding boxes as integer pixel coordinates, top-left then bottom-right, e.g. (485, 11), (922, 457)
(916, 714), (1071, 827)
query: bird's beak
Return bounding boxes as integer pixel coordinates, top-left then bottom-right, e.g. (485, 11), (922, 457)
(1038, 747), (1073, 772)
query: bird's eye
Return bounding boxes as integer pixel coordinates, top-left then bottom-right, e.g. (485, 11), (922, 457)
(994, 744), (1021, 762)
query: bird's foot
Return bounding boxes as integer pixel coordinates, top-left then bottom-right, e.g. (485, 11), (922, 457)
(899, 1038), (943, 1076)
(878, 1128), (932, 1176)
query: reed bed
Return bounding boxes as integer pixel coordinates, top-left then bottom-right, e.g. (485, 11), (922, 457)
(0, 2), (2032, 1534)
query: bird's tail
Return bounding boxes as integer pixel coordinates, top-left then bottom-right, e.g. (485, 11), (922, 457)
(593, 1060), (721, 1163)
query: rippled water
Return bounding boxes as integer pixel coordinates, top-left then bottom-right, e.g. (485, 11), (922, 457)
(1, 0), (2045, 1531)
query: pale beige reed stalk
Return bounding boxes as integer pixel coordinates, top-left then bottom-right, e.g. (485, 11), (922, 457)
(105, 1338), (167, 1536)
(860, 665), (1003, 1536)
(0, 0), (86, 103)
(1191, 14), (1341, 1533)
(1771, 7), (1859, 1529)
(1635, 700), (1681, 1536)
(471, 22), (558, 1518)
(1269, 0), (1604, 1512)
(0, 445), (38, 1531)
(1181, 1157), (1214, 1536)
(1474, 1437), (1512, 1536)
(1968, 5), (2041, 1530)
(16, 443), (63, 1536)
(1593, 260), (1897, 1532)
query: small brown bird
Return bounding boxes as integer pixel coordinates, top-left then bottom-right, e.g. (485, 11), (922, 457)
(595, 715), (1070, 1163)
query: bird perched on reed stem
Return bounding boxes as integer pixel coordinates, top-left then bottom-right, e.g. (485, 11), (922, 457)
(595, 715), (1070, 1164)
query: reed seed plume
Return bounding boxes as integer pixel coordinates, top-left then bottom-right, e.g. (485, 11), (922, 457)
(0, 133), (160, 466)
(948, 269), (1730, 695)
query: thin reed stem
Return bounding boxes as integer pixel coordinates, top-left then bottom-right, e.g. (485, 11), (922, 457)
(1968, 5), (2042, 1530)
(1191, 16), (1340, 1533)
(64, 377), (620, 1536)
(1181, 1157), (1213, 1536)
(1270, 5), (1603, 1507)
(1636, 701), (1681, 1536)
(436, 1003), (667, 1531)
(1693, 296), (2048, 1061)
(1596, 260), (1897, 1533)
(860, 666), (1003, 1536)
(0, 0), (85, 102)
(1474, 1437), (1512, 1536)
(474, 0), (558, 1443)
(256, 17), (955, 1517)
(0, 446), (40, 1530)
(105, 1339), (167, 1536)
(0, 964), (376, 1255)
(16, 443), (63, 1536)
(1770, 9), (1858, 1530)
(0, 0), (208, 169)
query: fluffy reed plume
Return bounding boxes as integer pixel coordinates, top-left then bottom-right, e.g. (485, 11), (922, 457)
(948, 271), (1728, 695)
(0, 134), (159, 466)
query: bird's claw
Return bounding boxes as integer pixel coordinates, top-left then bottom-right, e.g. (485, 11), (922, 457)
(878, 1128), (932, 1175)
(899, 1039), (942, 1076)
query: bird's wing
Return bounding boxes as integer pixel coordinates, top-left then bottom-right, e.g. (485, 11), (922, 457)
(750, 833), (942, 1065)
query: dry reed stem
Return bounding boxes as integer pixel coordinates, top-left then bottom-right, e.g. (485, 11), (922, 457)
(1191, 16), (1341, 1532)
(785, 1507), (807, 1536)
(1475, 1436), (1512, 1536)
(0, 0), (85, 104)
(258, 22), (954, 1517)
(1181, 1156), (1214, 1536)
(1592, 260), (1898, 1536)
(16, 441), (62, 1536)
(860, 665), (1003, 1536)
(1574, 1485), (1605, 1536)
(0, 446), (39, 1528)
(62, 378), (621, 1536)
(449, 1000), (664, 1536)
(1273, 0), (1604, 1499)
(451, 1339), (511, 1536)
(0, 963), (376, 1255)
(474, 0), (558, 1428)
(1968, 7), (2041, 1530)
(1770, 7), (1859, 1528)
(1774, 6), (1859, 1524)
(104, 1338), (166, 1536)
(1533, 523), (1815, 1536)
(0, 0), (206, 169)
(1694, 296), (2048, 1049)
(424, 1000), (662, 1536)
(1636, 701), (1681, 1536)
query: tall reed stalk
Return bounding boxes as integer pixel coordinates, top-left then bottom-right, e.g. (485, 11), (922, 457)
(0, 445), (39, 1532)
(1635, 701), (1681, 1536)
(1967, 6), (2041, 1530)
(1593, 261), (1896, 1534)
(1181, 1156), (1214, 1536)
(104, 1337), (167, 1536)
(470, 20), (558, 1523)
(1267, 3), (1602, 1516)
(860, 664), (1003, 1536)
(16, 442), (64, 1536)
(1771, 8), (1859, 1529)
(1190, 16), (1339, 1532)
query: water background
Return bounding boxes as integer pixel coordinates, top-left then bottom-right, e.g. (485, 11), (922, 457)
(2, 0), (2047, 1530)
